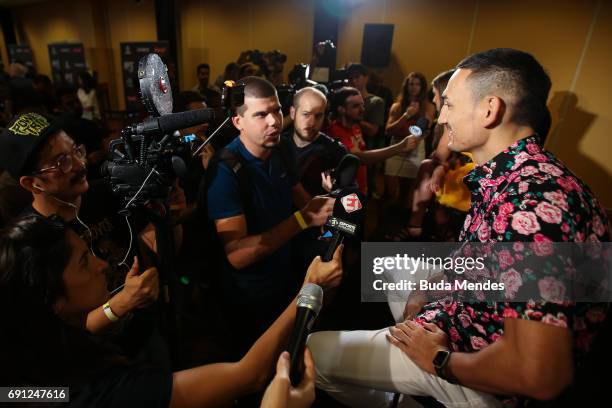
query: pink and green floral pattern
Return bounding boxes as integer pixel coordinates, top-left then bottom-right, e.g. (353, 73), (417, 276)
(416, 136), (610, 365)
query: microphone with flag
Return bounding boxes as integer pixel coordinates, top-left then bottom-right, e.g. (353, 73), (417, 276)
(322, 187), (365, 262)
(409, 117), (430, 139)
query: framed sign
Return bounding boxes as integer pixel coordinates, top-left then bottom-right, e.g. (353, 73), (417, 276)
(48, 43), (87, 86)
(8, 44), (35, 71)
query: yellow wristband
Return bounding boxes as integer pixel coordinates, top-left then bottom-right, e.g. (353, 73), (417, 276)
(103, 301), (120, 322)
(294, 211), (308, 230)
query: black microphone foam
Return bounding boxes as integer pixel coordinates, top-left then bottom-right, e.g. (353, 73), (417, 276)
(332, 153), (360, 190)
(416, 116), (430, 130)
(158, 108), (215, 134)
(288, 283), (324, 386)
(409, 117), (430, 138)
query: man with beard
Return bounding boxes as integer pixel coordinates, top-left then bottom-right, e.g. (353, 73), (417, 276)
(328, 86), (419, 195)
(0, 112), (170, 337)
(284, 87), (423, 279)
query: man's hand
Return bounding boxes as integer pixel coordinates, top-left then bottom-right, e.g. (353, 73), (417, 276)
(429, 165), (446, 194)
(304, 244), (343, 289)
(301, 196), (335, 227)
(387, 320), (449, 375)
(402, 289), (427, 320)
(401, 135), (418, 153)
(320, 171), (333, 193)
(261, 349), (316, 408)
(114, 257), (159, 313)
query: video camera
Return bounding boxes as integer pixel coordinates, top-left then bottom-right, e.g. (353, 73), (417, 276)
(102, 54), (215, 208)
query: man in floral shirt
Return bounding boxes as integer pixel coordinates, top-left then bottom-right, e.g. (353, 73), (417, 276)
(307, 48), (610, 407)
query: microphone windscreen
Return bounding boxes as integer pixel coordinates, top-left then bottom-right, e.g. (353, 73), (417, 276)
(409, 117), (431, 138)
(158, 108), (215, 134)
(332, 154), (360, 190)
(297, 283), (323, 317)
(416, 116), (430, 130)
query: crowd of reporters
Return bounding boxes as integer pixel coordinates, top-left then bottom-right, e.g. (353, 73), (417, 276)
(0, 44), (611, 408)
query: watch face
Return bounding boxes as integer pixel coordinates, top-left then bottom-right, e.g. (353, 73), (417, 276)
(433, 350), (450, 368)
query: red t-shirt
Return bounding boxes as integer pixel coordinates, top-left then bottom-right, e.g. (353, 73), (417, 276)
(327, 120), (368, 194)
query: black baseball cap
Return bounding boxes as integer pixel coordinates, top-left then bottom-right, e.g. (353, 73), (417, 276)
(0, 112), (66, 179)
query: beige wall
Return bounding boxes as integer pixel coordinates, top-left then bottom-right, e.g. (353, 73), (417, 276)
(178, 0), (314, 91)
(336, 0), (612, 206)
(12, 0), (157, 110)
(8, 0), (612, 205)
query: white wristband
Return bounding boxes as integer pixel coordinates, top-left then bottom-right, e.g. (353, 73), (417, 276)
(103, 301), (119, 322)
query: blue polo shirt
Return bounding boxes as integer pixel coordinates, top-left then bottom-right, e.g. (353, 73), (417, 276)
(206, 136), (298, 301)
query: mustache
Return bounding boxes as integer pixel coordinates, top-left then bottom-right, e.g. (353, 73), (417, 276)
(70, 168), (88, 184)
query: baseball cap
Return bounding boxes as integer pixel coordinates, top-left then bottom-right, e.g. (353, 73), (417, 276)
(0, 112), (66, 179)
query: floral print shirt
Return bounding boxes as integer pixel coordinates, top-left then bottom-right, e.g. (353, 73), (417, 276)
(416, 136), (610, 365)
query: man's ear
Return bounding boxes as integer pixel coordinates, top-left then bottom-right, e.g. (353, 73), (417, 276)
(290, 105), (296, 121)
(231, 114), (242, 132)
(338, 105), (346, 117)
(19, 175), (40, 194)
(482, 96), (505, 129)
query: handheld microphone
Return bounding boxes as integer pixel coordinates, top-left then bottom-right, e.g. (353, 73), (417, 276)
(124, 108), (215, 136)
(408, 117), (430, 139)
(322, 187), (365, 261)
(330, 153), (360, 192)
(288, 283), (324, 386)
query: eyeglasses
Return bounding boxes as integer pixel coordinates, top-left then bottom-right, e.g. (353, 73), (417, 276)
(32, 144), (87, 175)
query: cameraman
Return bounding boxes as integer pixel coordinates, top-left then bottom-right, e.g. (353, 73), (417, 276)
(0, 214), (342, 407)
(0, 112), (184, 335)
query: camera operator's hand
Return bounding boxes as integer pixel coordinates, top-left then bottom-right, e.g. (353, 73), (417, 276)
(304, 244), (343, 290)
(401, 135), (418, 153)
(300, 196), (335, 227)
(405, 101), (420, 119)
(115, 257), (159, 314)
(260, 349), (316, 408)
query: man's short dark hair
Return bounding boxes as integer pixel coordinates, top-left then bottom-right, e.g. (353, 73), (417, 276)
(456, 48), (551, 133)
(55, 85), (77, 101)
(345, 63), (368, 77)
(431, 69), (455, 97)
(331, 86), (360, 114)
(174, 91), (205, 113)
(196, 63), (210, 73)
(224, 62), (239, 74)
(235, 76), (278, 116)
(32, 74), (52, 88)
